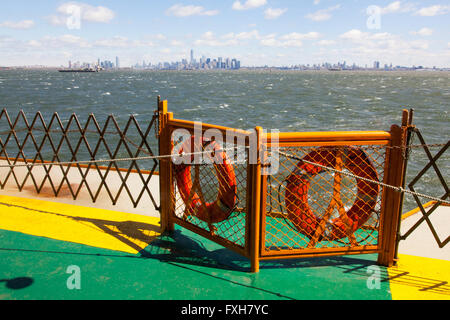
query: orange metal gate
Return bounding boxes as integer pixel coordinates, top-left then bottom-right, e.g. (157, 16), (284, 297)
(157, 98), (410, 272)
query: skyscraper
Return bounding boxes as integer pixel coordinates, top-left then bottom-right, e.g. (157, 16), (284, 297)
(116, 56), (120, 69)
(190, 49), (194, 64)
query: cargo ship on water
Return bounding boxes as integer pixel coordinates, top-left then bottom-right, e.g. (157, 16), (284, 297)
(58, 67), (100, 73)
(58, 65), (104, 73)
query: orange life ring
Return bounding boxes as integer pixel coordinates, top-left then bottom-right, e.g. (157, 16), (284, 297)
(174, 136), (237, 224)
(285, 147), (379, 241)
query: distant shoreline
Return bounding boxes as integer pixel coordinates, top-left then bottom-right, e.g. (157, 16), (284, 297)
(1, 67), (449, 73)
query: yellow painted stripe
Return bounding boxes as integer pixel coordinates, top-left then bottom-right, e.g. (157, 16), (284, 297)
(0, 195), (160, 254)
(402, 201), (436, 220)
(388, 254), (450, 300)
(402, 201), (450, 221)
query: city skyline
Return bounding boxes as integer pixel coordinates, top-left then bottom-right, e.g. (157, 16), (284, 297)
(1, 1), (450, 68)
(60, 49), (443, 72)
(132, 49), (242, 70)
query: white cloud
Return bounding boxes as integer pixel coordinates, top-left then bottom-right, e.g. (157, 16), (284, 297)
(59, 2), (114, 22)
(379, 1), (417, 14)
(19, 34), (159, 51)
(227, 30), (260, 40)
(260, 32), (321, 48)
(380, 1), (400, 14)
(280, 40), (303, 48)
(0, 36), (14, 42)
(49, 2), (115, 25)
(232, 0), (267, 11)
(410, 28), (433, 36)
(280, 32), (321, 40)
(170, 40), (184, 47)
(155, 34), (166, 40)
(166, 4), (219, 17)
(41, 34), (92, 48)
(202, 31), (215, 40)
(82, 6), (114, 22)
(194, 31), (239, 47)
(264, 8), (287, 19)
(409, 40), (429, 50)
(95, 36), (131, 48)
(27, 40), (42, 47)
(103, 36), (155, 48)
(313, 0), (321, 5)
(195, 29), (262, 47)
(306, 5), (341, 21)
(57, 35), (91, 47)
(23, 34), (152, 50)
(340, 29), (395, 42)
(260, 37), (279, 47)
(338, 28), (433, 60)
(318, 40), (336, 46)
(415, 5), (450, 16)
(340, 29), (366, 41)
(93, 34), (169, 48)
(0, 20), (35, 29)
(261, 38), (303, 48)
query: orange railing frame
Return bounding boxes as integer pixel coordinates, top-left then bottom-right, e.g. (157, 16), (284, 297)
(157, 97), (410, 272)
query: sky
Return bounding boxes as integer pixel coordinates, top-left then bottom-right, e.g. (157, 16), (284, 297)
(0, 0), (449, 67)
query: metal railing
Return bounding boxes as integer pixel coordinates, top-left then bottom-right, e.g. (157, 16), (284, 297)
(2, 100), (447, 273)
(0, 108), (160, 211)
(397, 126), (449, 249)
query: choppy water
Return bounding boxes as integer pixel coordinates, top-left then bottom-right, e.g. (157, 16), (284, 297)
(0, 69), (448, 210)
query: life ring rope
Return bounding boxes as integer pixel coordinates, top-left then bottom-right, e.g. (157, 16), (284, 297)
(183, 164), (208, 219)
(307, 149), (358, 247)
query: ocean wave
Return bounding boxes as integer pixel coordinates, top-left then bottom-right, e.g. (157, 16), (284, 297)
(184, 106), (202, 112)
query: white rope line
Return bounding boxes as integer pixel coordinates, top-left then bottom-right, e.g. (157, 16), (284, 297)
(0, 146), (247, 169)
(272, 150), (450, 206)
(0, 144), (447, 205)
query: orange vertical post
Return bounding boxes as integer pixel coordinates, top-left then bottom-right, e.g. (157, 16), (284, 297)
(249, 126), (263, 273)
(166, 111), (175, 232)
(158, 97), (174, 233)
(378, 121), (407, 267)
(259, 145), (269, 261)
(393, 109), (414, 263)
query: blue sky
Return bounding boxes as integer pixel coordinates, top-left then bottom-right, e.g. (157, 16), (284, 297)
(0, 0), (449, 67)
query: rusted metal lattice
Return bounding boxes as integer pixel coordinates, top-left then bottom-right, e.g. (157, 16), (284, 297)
(0, 108), (159, 210)
(262, 145), (387, 256)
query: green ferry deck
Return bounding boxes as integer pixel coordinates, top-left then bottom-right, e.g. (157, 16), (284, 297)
(0, 167), (448, 300)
